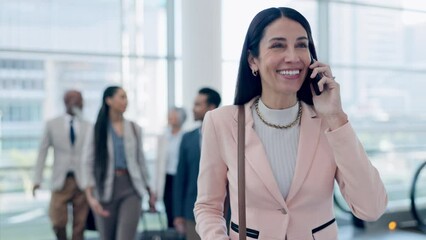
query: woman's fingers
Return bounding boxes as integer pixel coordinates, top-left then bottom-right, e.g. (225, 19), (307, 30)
(310, 66), (333, 79)
(317, 76), (338, 93)
(309, 61), (333, 78)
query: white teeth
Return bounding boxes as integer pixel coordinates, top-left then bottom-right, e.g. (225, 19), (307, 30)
(278, 70), (300, 76)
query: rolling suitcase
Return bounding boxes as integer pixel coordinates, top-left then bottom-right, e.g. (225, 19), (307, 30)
(140, 210), (185, 240)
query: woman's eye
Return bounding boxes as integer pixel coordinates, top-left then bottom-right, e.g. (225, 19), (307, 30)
(270, 43), (284, 48)
(296, 43), (308, 48)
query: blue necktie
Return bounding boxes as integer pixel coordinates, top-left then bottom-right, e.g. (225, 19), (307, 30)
(70, 119), (75, 145)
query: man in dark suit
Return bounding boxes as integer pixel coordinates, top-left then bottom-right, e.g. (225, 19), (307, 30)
(173, 87), (221, 240)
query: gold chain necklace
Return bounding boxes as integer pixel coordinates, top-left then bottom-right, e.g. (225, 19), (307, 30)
(254, 98), (302, 129)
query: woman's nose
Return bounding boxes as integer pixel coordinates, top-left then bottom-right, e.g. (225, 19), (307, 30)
(284, 48), (300, 63)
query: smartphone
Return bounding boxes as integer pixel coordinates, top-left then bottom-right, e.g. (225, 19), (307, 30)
(309, 55), (322, 96)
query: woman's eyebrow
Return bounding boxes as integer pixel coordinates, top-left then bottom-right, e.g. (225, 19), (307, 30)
(268, 36), (308, 42)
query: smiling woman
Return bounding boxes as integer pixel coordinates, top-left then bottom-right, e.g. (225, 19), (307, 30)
(194, 7), (388, 240)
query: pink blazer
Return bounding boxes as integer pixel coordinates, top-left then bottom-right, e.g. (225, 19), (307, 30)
(194, 98), (387, 240)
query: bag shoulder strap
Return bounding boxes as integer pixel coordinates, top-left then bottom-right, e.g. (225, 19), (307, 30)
(237, 105), (246, 240)
(130, 121), (150, 191)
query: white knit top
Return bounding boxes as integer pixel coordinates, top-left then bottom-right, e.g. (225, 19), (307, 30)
(251, 98), (301, 199)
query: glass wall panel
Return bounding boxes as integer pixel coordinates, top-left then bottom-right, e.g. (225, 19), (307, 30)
(0, 0), (170, 239)
(329, 2), (426, 208)
(127, 58), (168, 159)
(142, 0), (168, 57)
(0, 0), (121, 54)
(333, 0), (426, 11)
(0, 55), (168, 240)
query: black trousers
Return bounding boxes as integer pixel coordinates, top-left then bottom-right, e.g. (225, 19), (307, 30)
(164, 174), (175, 228)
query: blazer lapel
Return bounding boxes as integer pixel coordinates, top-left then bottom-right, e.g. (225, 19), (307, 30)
(196, 129), (201, 153)
(232, 98), (286, 207)
(286, 102), (322, 203)
(74, 119), (86, 149)
(123, 120), (134, 163)
(57, 116), (72, 149)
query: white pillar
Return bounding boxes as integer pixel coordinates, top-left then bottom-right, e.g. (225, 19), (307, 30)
(181, 0), (222, 128)
(44, 60), (59, 119)
(317, 0), (330, 62)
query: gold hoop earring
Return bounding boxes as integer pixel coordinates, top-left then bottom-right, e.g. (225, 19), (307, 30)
(252, 69), (258, 77)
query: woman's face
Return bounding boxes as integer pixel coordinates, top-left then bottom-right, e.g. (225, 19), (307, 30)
(249, 17), (311, 97)
(106, 88), (128, 114)
(168, 110), (180, 127)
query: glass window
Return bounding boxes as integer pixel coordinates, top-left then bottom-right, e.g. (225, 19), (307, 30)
(141, 0), (168, 57)
(0, 0), (121, 54)
(333, 0), (426, 11)
(330, 2), (426, 208)
(0, 1), (171, 238)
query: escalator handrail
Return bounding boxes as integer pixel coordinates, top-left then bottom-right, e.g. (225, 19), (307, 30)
(410, 160), (426, 227)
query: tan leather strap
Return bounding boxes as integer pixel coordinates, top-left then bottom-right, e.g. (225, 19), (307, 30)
(238, 105), (246, 240)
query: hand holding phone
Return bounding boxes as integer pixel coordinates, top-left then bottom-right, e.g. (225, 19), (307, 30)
(309, 55), (322, 96)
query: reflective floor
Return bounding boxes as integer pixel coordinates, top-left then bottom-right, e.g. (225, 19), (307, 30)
(1, 191), (426, 239)
(2, 211), (426, 240)
(339, 225), (425, 240)
(89, 225), (426, 240)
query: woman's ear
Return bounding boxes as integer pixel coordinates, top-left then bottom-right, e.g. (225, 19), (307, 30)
(247, 51), (258, 72)
(105, 97), (112, 107)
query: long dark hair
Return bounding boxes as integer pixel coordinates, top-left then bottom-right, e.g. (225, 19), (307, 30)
(234, 7), (317, 106)
(94, 86), (121, 196)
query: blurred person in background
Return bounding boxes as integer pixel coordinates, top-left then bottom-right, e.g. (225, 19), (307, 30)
(173, 87), (221, 240)
(82, 86), (155, 240)
(33, 90), (90, 240)
(154, 107), (187, 228)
